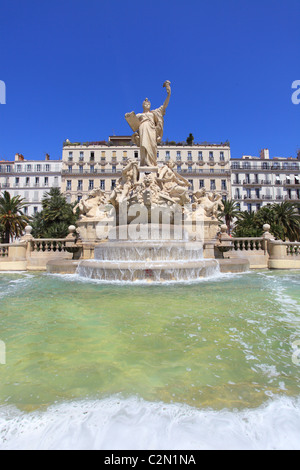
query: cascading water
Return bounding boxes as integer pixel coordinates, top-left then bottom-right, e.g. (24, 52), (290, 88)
(76, 239), (220, 282)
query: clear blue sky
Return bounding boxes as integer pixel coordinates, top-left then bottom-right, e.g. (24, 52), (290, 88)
(0, 0), (299, 161)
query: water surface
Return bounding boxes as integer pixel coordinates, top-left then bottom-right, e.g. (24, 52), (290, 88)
(0, 270), (299, 449)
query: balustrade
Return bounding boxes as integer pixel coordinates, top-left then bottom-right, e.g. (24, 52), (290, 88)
(30, 239), (73, 253)
(232, 237), (265, 252)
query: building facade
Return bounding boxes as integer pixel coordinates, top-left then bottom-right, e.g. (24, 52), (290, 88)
(0, 154), (62, 217)
(61, 136), (231, 204)
(231, 149), (300, 211)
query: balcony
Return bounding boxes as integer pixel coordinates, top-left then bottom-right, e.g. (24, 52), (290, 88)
(243, 179), (272, 186)
(284, 179), (300, 187)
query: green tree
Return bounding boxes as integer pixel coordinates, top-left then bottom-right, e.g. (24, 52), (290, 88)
(0, 191), (29, 243)
(31, 188), (79, 238)
(218, 199), (241, 234)
(186, 133), (194, 145)
(232, 202), (300, 241)
(270, 202), (300, 241)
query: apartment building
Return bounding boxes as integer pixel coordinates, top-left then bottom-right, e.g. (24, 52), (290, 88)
(0, 154), (62, 217)
(231, 149), (300, 211)
(61, 136), (231, 204)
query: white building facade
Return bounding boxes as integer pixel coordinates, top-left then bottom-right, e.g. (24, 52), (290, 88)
(231, 149), (300, 211)
(61, 136), (232, 204)
(0, 154), (62, 217)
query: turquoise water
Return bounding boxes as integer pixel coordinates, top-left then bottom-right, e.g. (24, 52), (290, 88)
(0, 270), (299, 449)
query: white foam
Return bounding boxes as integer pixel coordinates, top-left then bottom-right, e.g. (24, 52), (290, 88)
(1, 395), (300, 450)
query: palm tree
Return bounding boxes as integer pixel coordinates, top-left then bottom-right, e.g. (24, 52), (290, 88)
(233, 210), (263, 238)
(31, 188), (78, 238)
(218, 200), (241, 234)
(0, 191), (29, 243)
(270, 202), (300, 241)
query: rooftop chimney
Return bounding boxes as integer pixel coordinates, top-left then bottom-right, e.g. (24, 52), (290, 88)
(45, 153), (50, 161)
(260, 148), (269, 160)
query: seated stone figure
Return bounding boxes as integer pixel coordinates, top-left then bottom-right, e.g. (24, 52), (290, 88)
(74, 188), (106, 219)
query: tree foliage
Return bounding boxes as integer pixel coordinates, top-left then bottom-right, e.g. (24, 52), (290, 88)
(31, 188), (79, 238)
(229, 202), (300, 241)
(0, 191), (29, 243)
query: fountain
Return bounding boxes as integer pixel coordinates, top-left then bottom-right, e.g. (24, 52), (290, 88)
(48, 81), (249, 281)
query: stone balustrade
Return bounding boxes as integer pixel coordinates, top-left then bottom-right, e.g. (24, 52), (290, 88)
(0, 224), (299, 272)
(31, 239), (72, 253)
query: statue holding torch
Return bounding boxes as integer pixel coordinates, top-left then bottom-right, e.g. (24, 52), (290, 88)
(125, 81), (171, 167)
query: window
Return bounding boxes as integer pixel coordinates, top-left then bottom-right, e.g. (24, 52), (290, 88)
(26, 165), (32, 172)
(16, 165), (22, 172)
(187, 151), (192, 161)
(198, 151), (203, 161)
(232, 162), (240, 169)
(15, 177), (19, 186)
(165, 151), (170, 161)
(188, 179), (193, 189)
(100, 180), (105, 190)
(188, 165), (192, 172)
(78, 180), (83, 191)
(177, 165), (181, 172)
(66, 180), (72, 191)
(90, 165), (95, 173)
(79, 166), (84, 174)
(68, 165), (72, 173)
(199, 179), (204, 188)
(34, 207), (38, 215)
(221, 180), (227, 190)
(111, 179), (116, 189)
(36, 164), (41, 172)
(209, 151), (214, 161)
(210, 180), (216, 190)
(90, 152), (95, 161)
(79, 151), (84, 161)
(77, 195), (82, 202)
(134, 151), (139, 159)
(89, 180), (94, 190)
(112, 165), (117, 173)
(25, 177), (30, 186)
(35, 177), (39, 187)
(68, 152), (73, 161)
(45, 164), (50, 172)
(220, 151), (225, 161)
(176, 151), (181, 161)
(44, 177), (49, 186)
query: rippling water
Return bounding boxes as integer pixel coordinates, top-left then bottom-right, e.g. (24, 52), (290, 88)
(0, 270), (299, 449)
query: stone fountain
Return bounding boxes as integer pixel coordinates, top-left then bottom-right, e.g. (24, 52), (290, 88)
(48, 81), (249, 281)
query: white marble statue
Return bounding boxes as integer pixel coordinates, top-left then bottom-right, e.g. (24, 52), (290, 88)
(125, 81), (171, 167)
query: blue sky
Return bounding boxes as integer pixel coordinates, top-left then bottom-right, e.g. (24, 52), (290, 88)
(0, 0), (299, 161)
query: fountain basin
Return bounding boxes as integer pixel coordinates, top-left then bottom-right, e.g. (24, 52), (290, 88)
(77, 258), (219, 282)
